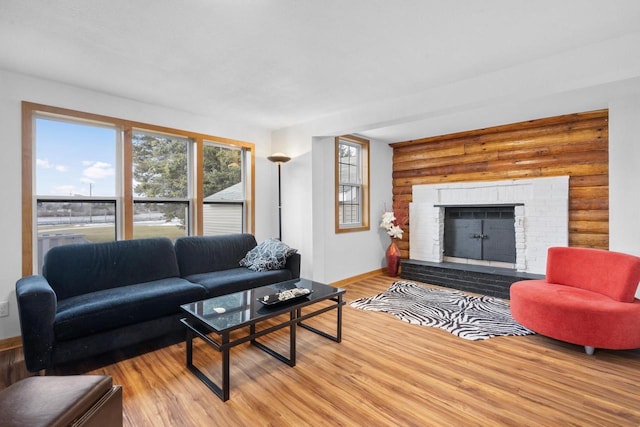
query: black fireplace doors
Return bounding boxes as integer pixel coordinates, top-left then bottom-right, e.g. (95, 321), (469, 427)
(444, 206), (516, 263)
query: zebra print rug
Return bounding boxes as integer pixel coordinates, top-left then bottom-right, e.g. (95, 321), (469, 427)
(350, 281), (534, 341)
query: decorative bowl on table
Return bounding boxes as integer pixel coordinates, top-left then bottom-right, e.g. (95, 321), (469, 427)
(258, 288), (313, 306)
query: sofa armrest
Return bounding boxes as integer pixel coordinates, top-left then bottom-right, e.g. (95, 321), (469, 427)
(286, 253), (301, 279)
(15, 275), (57, 372)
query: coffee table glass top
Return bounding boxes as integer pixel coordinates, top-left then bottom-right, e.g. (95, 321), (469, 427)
(180, 278), (345, 333)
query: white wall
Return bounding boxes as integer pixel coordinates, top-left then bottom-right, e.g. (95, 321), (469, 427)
(311, 136), (393, 284)
(0, 70), (275, 339)
(609, 94), (640, 257)
(269, 125), (314, 278)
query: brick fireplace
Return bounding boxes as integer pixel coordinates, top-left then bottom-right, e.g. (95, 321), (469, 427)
(401, 176), (569, 298)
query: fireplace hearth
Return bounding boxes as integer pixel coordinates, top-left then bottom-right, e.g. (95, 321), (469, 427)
(400, 260), (543, 300)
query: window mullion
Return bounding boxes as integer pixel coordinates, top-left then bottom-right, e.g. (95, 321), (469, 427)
(123, 127), (134, 239)
(194, 136), (204, 236)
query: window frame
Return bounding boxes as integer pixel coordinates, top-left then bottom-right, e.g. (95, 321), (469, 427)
(21, 102), (255, 276)
(335, 134), (370, 233)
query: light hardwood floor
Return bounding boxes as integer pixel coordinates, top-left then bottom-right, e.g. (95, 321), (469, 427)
(7, 275), (640, 426)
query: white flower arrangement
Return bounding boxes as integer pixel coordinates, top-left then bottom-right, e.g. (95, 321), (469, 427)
(380, 211), (404, 239)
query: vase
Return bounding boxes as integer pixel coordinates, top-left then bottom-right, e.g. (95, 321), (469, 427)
(385, 240), (401, 277)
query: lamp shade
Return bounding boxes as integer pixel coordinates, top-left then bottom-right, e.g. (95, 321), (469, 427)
(267, 153), (291, 164)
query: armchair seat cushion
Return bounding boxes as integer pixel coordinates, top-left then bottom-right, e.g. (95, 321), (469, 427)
(510, 279), (640, 349)
(55, 278), (207, 341)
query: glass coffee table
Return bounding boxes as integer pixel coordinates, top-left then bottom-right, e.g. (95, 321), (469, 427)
(180, 278), (345, 401)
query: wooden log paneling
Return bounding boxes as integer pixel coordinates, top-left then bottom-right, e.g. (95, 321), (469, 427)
(390, 110), (609, 258)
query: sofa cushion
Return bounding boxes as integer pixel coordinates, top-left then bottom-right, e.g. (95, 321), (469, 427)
(175, 234), (258, 276)
(44, 238), (182, 300)
(54, 277), (207, 341)
(185, 267), (293, 297)
(239, 238), (297, 272)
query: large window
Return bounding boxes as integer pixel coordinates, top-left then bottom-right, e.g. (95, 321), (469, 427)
(22, 102), (255, 275)
(335, 135), (369, 233)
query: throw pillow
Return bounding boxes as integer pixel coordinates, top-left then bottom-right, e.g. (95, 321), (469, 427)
(239, 238), (297, 272)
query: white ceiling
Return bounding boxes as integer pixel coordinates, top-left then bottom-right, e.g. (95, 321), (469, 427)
(2, 0), (640, 142)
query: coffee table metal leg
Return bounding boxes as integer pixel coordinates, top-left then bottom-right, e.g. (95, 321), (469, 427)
(290, 310), (296, 365)
(251, 310), (296, 366)
(220, 332), (230, 401)
(298, 295), (344, 342)
(186, 328), (193, 365)
(182, 318), (231, 401)
(336, 294), (343, 342)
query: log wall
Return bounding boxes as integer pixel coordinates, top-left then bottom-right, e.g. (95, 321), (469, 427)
(390, 110), (609, 258)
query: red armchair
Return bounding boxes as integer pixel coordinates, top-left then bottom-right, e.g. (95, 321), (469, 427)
(510, 247), (640, 355)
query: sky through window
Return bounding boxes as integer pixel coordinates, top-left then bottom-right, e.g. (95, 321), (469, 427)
(35, 118), (117, 197)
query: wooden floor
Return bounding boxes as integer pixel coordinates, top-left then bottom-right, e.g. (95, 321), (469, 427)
(5, 274), (640, 426)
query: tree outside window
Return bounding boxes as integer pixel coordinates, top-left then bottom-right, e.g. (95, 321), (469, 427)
(132, 131), (190, 237)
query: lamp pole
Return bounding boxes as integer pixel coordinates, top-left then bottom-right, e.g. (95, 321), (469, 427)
(267, 153), (291, 241)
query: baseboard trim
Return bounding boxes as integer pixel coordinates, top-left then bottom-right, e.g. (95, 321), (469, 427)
(0, 336), (22, 352)
(331, 269), (385, 288)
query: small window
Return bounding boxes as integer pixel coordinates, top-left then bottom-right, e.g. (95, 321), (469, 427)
(335, 135), (370, 233)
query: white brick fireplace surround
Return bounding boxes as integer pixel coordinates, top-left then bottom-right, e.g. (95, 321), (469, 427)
(409, 176), (569, 275)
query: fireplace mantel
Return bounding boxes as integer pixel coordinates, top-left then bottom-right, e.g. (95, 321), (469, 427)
(409, 176), (569, 274)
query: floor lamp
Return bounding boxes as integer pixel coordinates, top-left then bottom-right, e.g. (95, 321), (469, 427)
(267, 153), (291, 241)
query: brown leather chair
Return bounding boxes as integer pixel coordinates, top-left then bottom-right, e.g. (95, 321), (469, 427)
(0, 375), (122, 427)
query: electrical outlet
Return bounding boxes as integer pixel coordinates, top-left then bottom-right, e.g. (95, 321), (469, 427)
(0, 301), (8, 317)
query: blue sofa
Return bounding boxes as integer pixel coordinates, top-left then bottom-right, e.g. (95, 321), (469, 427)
(16, 234), (300, 372)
